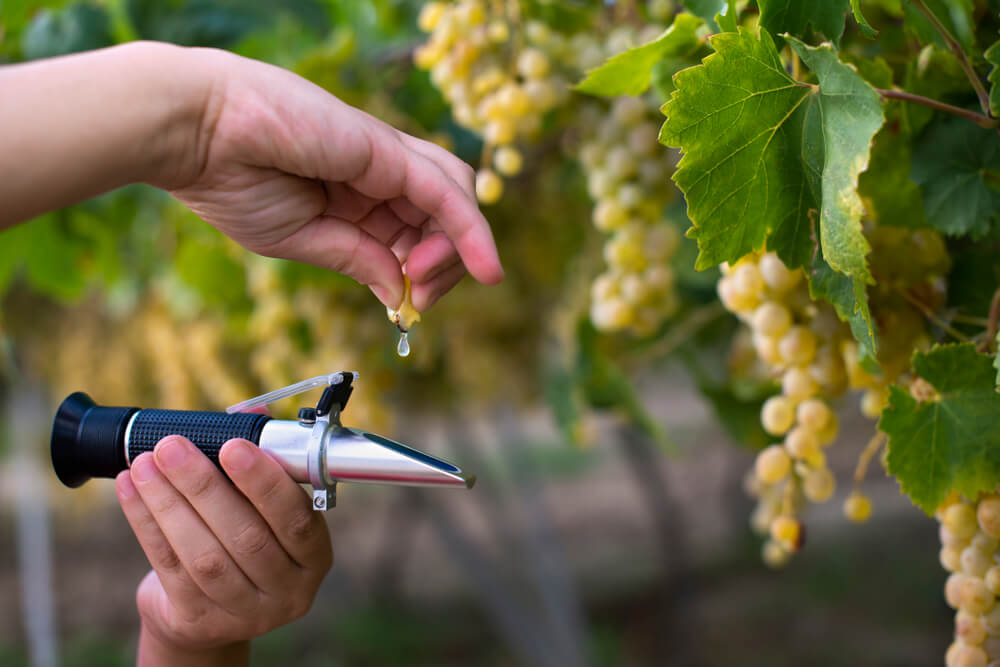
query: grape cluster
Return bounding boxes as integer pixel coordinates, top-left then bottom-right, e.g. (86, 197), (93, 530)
(579, 95), (681, 336)
(415, 1), (571, 204)
(722, 251), (889, 565)
(939, 494), (1000, 667)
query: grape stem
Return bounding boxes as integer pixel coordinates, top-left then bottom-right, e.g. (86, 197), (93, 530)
(874, 89), (1000, 129)
(909, 0), (992, 118)
(853, 431), (887, 487)
(898, 287), (972, 343)
(626, 301), (727, 367)
(976, 286), (1000, 354)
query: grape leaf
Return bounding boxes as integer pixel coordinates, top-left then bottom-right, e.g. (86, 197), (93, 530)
(786, 38), (882, 291)
(574, 14), (702, 97)
(682, 0), (731, 29)
(758, 0), (850, 45)
(987, 38), (1000, 118)
(808, 252), (879, 365)
(858, 124), (928, 228)
(911, 117), (1000, 240)
(903, 0), (975, 51)
(883, 344), (1000, 514)
(660, 28), (817, 271)
(850, 0), (879, 38)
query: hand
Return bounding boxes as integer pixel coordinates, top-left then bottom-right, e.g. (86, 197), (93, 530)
(115, 434), (332, 666)
(171, 48), (504, 311)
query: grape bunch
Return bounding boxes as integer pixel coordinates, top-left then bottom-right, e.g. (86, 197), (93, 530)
(578, 95), (680, 336)
(722, 251), (887, 565)
(939, 494), (1000, 667)
(415, 1), (571, 204)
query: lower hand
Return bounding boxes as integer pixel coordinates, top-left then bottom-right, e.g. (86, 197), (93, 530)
(115, 435), (332, 666)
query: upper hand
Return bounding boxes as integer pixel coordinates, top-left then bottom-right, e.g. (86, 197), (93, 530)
(171, 49), (504, 311)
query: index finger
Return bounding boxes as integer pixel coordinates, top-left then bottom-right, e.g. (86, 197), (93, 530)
(352, 133), (504, 286)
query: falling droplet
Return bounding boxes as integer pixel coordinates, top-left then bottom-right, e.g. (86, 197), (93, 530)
(397, 331), (410, 357)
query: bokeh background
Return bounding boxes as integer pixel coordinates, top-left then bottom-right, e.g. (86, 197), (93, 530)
(0, 1), (951, 665)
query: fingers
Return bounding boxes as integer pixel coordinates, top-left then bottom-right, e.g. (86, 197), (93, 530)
(411, 260), (466, 311)
(267, 214), (404, 308)
(124, 449), (258, 615)
(150, 437), (296, 594)
(315, 110), (503, 286)
(219, 439), (332, 574)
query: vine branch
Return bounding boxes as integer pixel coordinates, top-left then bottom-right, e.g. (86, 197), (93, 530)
(976, 286), (1000, 354)
(909, 0), (992, 117)
(876, 88), (999, 128)
(898, 287), (972, 343)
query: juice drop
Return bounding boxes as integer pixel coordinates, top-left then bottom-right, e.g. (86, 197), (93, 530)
(397, 332), (410, 357)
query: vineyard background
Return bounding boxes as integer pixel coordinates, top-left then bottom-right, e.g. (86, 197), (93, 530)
(0, 0), (990, 665)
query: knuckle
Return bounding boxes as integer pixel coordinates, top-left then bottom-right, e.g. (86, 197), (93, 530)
(153, 542), (182, 571)
(184, 468), (216, 501)
(285, 510), (317, 543)
(149, 492), (180, 516)
(232, 522), (271, 557)
(191, 550), (229, 581)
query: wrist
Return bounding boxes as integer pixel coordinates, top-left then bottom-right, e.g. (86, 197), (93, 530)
(138, 623), (249, 667)
(121, 41), (227, 191)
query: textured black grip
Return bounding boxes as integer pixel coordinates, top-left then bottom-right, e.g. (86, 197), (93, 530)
(128, 410), (271, 470)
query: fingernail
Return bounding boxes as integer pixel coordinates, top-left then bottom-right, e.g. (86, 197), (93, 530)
(131, 455), (157, 483)
(155, 437), (189, 470)
(223, 440), (255, 472)
(116, 471), (135, 500)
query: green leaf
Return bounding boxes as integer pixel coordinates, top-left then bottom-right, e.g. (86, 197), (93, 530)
(883, 343), (1000, 514)
(987, 38), (1000, 118)
(808, 251), (879, 364)
(911, 117), (1000, 240)
(660, 28), (817, 271)
(683, 0), (730, 28)
(858, 125), (928, 228)
(758, 0), (850, 45)
(850, 0), (879, 38)
(995, 331), (1000, 389)
(574, 14), (702, 97)
(786, 38), (882, 290)
(903, 0), (975, 51)
(21, 215), (89, 302)
(21, 3), (114, 60)
(900, 46), (970, 136)
(174, 239), (250, 310)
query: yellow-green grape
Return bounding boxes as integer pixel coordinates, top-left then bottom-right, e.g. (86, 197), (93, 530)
(956, 610), (988, 646)
(942, 545), (964, 572)
(778, 326), (817, 366)
(517, 48), (550, 79)
(947, 574), (969, 609)
(796, 398), (831, 431)
(476, 168), (503, 204)
(945, 502), (980, 540)
(593, 198), (628, 231)
(959, 576), (996, 614)
(590, 297), (635, 331)
(387, 274), (421, 332)
(418, 2), (447, 32)
(985, 566), (1000, 595)
(961, 544), (993, 577)
(761, 395), (795, 436)
(758, 252), (801, 292)
(752, 302), (792, 338)
(769, 515), (804, 552)
(860, 387), (889, 418)
(784, 427), (820, 462)
(844, 491), (873, 523)
(755, 444), (791, 484)
(648, 0), (675, 22)
(494, 145), (523, 176)
(982, 604), (1000, 634)
(781, 366), (818, 401)
(946, 643), (988, 667)
(762, 539), (791, 568)
(802, 467), (835, 503)
(978, 495), (1000, 538)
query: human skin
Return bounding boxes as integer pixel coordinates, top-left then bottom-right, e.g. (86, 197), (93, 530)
(0, 40), (504, 311)
(0, 41), (505, 665)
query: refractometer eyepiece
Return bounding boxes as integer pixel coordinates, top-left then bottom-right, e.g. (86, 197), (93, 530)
(51, 392), (138, 488)
(49, 373), (475, 510)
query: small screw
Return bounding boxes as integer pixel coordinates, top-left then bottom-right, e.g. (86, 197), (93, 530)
(314, 496), (326, 509)
(298, 407), (317, 425)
